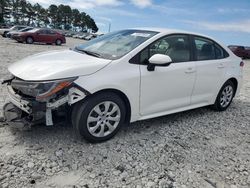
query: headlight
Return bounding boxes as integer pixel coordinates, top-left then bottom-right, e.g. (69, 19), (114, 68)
(11, 77), (77, 101)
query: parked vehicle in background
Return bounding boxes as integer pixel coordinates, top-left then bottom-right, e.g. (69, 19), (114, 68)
(72, 34), (80, 38)
(84, 34), (94, 40)
(12, 28), (66, 45)
(6, 27), (33, 38)
(0, 23), (12, 29)
(245, 47), (250, 59)
(2, 28), (243, 142)
(228, 45), (248, 59)
(78, 33), (88, 39)
(0, 25), (27, 37)
(65, 32), (75, 37)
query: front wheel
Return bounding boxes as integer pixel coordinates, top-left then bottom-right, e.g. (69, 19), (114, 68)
(212, 80), (235, 111)
(72, 92), (126, 143)
(3, 32), (8, 37)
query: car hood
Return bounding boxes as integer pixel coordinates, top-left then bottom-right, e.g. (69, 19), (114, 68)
(8, 31), (18, 34)
(8, 49), (112, 81)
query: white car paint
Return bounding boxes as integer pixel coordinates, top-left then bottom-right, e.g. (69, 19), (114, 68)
(8, 50), (112, 80)
(8, 28), (243, 123)
(0, 28), (11, 35)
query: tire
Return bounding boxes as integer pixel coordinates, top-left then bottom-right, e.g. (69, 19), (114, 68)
(212, 80), (235, 111)
(55, 39), (62, 45)
(3, 32), (8, 38)
(72, 92), (126, 143)
(26, 36), (33, 44)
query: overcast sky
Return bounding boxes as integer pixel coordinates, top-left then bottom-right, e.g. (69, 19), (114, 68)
(29, 0), (250, 46)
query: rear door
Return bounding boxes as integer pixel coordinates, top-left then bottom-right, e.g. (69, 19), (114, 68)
(36, 29), (48, 42)
(191, 36), (228, 105)
(46, 30), (57, 43)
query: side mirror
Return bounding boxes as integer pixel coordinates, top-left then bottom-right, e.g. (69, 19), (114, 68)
(147, 54), (172, 71)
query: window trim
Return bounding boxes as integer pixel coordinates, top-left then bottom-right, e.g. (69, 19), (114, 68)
(129, 33), (194, 65)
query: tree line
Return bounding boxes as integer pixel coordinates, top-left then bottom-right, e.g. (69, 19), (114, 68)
(0, 0), (98, 32)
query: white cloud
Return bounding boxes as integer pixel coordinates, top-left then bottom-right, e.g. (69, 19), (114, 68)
(96, 16), (112, 22)
(96, 22), (106, 26)
(94, 0), (123, 6)
(217, 8), (249, 14)
(183, 20), (250, 33)
(130, 0), (152, 8)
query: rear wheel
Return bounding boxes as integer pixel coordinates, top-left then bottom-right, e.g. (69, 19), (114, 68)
(26, 36), (33, 44)
(72, 92), (126, 143)
(212, 80), (235, 111)
(55, 39), (62, 45)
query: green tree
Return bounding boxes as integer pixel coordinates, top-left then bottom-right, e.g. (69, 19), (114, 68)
(71, 8), (80, 30)
(25, 2), (36, 26)
(0, 0), (98, 31)
(58, 4), (71, 30)
(0, 0), (11, 23)
(48, 4), (58, 28)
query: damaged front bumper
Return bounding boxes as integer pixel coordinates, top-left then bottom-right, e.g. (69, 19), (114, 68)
(4, 84), (87, 127)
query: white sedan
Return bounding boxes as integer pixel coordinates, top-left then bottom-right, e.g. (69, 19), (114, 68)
(3, 28), (243, 142)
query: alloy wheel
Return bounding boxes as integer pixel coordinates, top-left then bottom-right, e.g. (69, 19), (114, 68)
(87, 101), (121, 137)
(220, 85), (233, 108)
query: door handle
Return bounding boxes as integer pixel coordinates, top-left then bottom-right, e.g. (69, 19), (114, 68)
(185, 68), (196, 74)
(218, 63), (225, 69)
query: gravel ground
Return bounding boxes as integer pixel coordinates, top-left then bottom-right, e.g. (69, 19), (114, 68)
(0, 37), (250, 188)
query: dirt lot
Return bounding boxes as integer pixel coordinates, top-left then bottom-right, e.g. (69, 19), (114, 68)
(0, 37), (250, 188)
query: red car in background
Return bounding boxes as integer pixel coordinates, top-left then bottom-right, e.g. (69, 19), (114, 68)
(12, 28), (66, 45)
(245, 47), (250, 59)
(228, 45), (248, 59)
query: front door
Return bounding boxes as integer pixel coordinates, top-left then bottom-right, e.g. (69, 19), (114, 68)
(140, 34), (196, 116)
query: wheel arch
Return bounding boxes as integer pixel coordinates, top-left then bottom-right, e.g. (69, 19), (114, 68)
(91, 88), (131, 124)
(55, 38), (62, 43)
(227, 77), (238, 96)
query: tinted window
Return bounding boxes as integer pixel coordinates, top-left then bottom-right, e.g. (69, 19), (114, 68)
(194, 37), (216, 60)
(194, 37), (229, 60)
(39, 29), (47, 34)
(215, 44), (224, 59)
(47, 30), (56, 34)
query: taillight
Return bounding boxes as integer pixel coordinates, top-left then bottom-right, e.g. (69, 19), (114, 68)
(240, 61), (244, 67)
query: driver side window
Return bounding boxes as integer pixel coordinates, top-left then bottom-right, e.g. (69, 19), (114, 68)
(139, 35), (191, 64)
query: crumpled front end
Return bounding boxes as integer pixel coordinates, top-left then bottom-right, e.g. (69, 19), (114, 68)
(2, 76), (88, 128)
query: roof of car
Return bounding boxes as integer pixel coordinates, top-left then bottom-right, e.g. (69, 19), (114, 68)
(133, 27), (212, 38)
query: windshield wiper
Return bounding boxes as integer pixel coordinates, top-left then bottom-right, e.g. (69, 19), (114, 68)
(75, 47), (101, 58)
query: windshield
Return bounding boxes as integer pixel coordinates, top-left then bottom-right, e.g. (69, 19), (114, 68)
(27, 28), (40, 33)
(20, 27), (33, 32)
(10, 26), (17, 30)
(75, 29), (158, 60)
